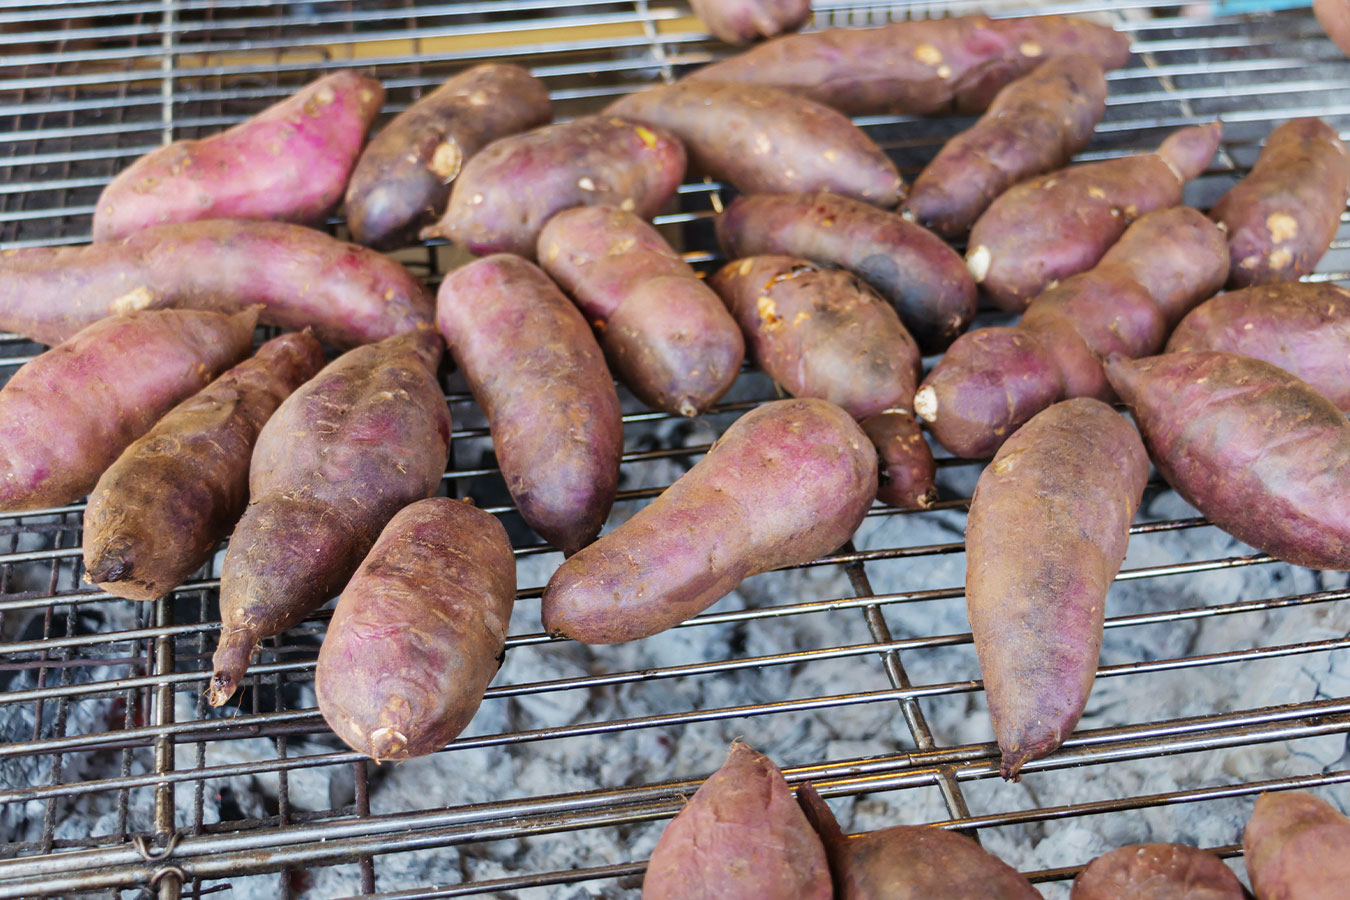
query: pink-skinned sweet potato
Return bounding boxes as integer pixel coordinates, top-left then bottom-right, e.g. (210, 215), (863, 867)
(1104, 350), (1350, 571)
(1071, 843), (1247, 900)
(315, 497), (515, 762)
(541, 398), (876, 644)
(966, 121), (1223, 311)
(346, 64), (552, 249)
(902, 54), (1107, 239)
(691, 0), (810, 45)
(208, 326), (450, 708)
(93, 71), (383, 242)
(1244, 791), (1350, 900)
(1316, 0), (1350, 55)
(537, 206), (744, 417)
(0, 219), (432, 349)
(437, 254), (621, 555)
(0, 308), (257, 513)
(916, 206), (1228, 458)
(860, 410), (937, 510)
(607, 81), (903, 207)
(83, 331), (326, 602)
(642, 742), (831, 900)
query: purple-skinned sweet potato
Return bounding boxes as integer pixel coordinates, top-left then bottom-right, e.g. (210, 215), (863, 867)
(0, 308), (257, 512)
(315, 497), (515, 762)
(93, 71), (383, 242)
(423, 115), (686, 258)
(83, 331), (326, 602)
(346, 64), (552, 249)
(1105, 350), (1350, 571)
(607, 81), (903, 207)
(542, 398), (876, 644)
(537, 206), (744, 417)
(716, 191), (976, 352)
(691, 0), (810, 45)
(437, 254), (621, 555)
(860, 410), (937, 510)
(902, 54), (1107, 238)
(966, 121), (1223, 311)
(1071, 843), (1247, 900)
(642, 742), (831, 900)
(208, 326), (450, 708)
(1244, 791), (1350, 900)
(0, 219), (432, 349)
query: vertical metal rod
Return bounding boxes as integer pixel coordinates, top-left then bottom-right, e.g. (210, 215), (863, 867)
(355, 760), (375, 895)
(160, 0), (175, 146)
(153, 596), (179, 900)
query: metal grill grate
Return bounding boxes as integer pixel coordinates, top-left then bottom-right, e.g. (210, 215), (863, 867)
(1, 1), (1349, 898)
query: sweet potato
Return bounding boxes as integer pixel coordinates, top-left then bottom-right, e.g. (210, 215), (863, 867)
(642, 742), (831, 900)
(902, 54), (1107, 239)
(916, 206), (1228, 458)
(345, 64), (552, 249)
(1071, 843), (1246, 900)
(537, 206), (744, 417)
(715, 191), (976, 352)
(541, 398), (876, 644)
(691, 0), (810, 45)
(796, 783), (1042, 899)
(207, 326), (450, 708)
(315, 497), (515, 762)
(607, 81), (903, 207)
(687, 13), (1130, 116)
(423, 115), (686, 258)
(1316, 0), (1350, 56)
(1104, 350), (1350, 571)
(860, 410), (937, 510)
(966, 121), (1223, 311)
(0, 219), (432, 349)
(0, 308), (257, 513)
(437, 254), (621, 555)
(83, 331), (326, 602)
(1244, 791), (1350, 900)
(1209, 117), (1350, 288)
(93, 71), (383, 242)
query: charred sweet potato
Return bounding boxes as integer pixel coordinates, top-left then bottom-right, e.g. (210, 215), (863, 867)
(1244, 791), (1350, 900)
(691, 0), (810, 45)
(1071, 843), (1247, 899)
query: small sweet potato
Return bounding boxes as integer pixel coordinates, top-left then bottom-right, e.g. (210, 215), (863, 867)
(346, 64), (552, 249)
(1209, 117), (1350, 287)
(642, 742), (831, 900)
(1104, 350), (1350, 571)
(542, 398), (876, 644)
(0, 308), (257, 513)
(437, 254), (621, 555)
(860, 410), (937, 510)
(691, 0), (810, 45)
(208, 326), (450, 708)
(424, 115), (686, 258)
(1071, 843), (1247, 900)
(1316, 0), (1350, 55)
(537, 206), (744, 417)
(607, 81), (903, 207)
(1244, 791), (1350, 900)
(315, 497), (515, 762)
(83, 331), (326, 602)
(93, 71), (383, 242)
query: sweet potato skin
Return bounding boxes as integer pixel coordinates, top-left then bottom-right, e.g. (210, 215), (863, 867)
(542, 398), (876, 644)
(691, 0), (809, 45)
(1071, 843), (1246, 900)
(315, 497), (515, 762)
(537, 206), (744, 417)
(1244, 791), (1350, 900)
(860, 410), (937, 510)
(0, 308), (257, 512)
(346, 64), (551, 249)
(83, 331), (326, 602)
(437, 254), (621, 555)
(642, 742), (831, 900)
(93, 71), (383, 242)
(1316, 0), (1350, 55)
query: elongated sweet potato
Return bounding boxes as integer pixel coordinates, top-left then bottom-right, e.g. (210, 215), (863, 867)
(315, 497), (515, 762)
(208, 326), (450, 708)
(346, 64), (552, 249)
(691, 0), (810, 45)
(424, 115), (686, 258)
(0, 308), (257, 513)
(917, 206), (1228, 458)
(715, 191), (976, 352)
(687, 13), (1130, 116)
(83, 331), (326, 602)
(1316, 0), (1350, 55)
(1071, 843), (1246, 900)
(1209, 117), (1350, 287)
(902, 54), (1107, 238)
(966, 121), (1223, 310)
(537, 206), (744, 417)
(860, 410), (937, 510)
(0, 219), (432, 349)
(437, 254), (621, 555)
(542, 398), (875, 644)
(1105, 350), (1350, 571)
(643, 742), (831, 900)
(94, 71), (383, 242)
(607, 81), (903, 207)
(1244, 791), (1350, 900)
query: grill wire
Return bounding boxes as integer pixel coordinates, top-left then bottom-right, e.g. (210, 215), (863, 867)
(1, 0), (1350, 897)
